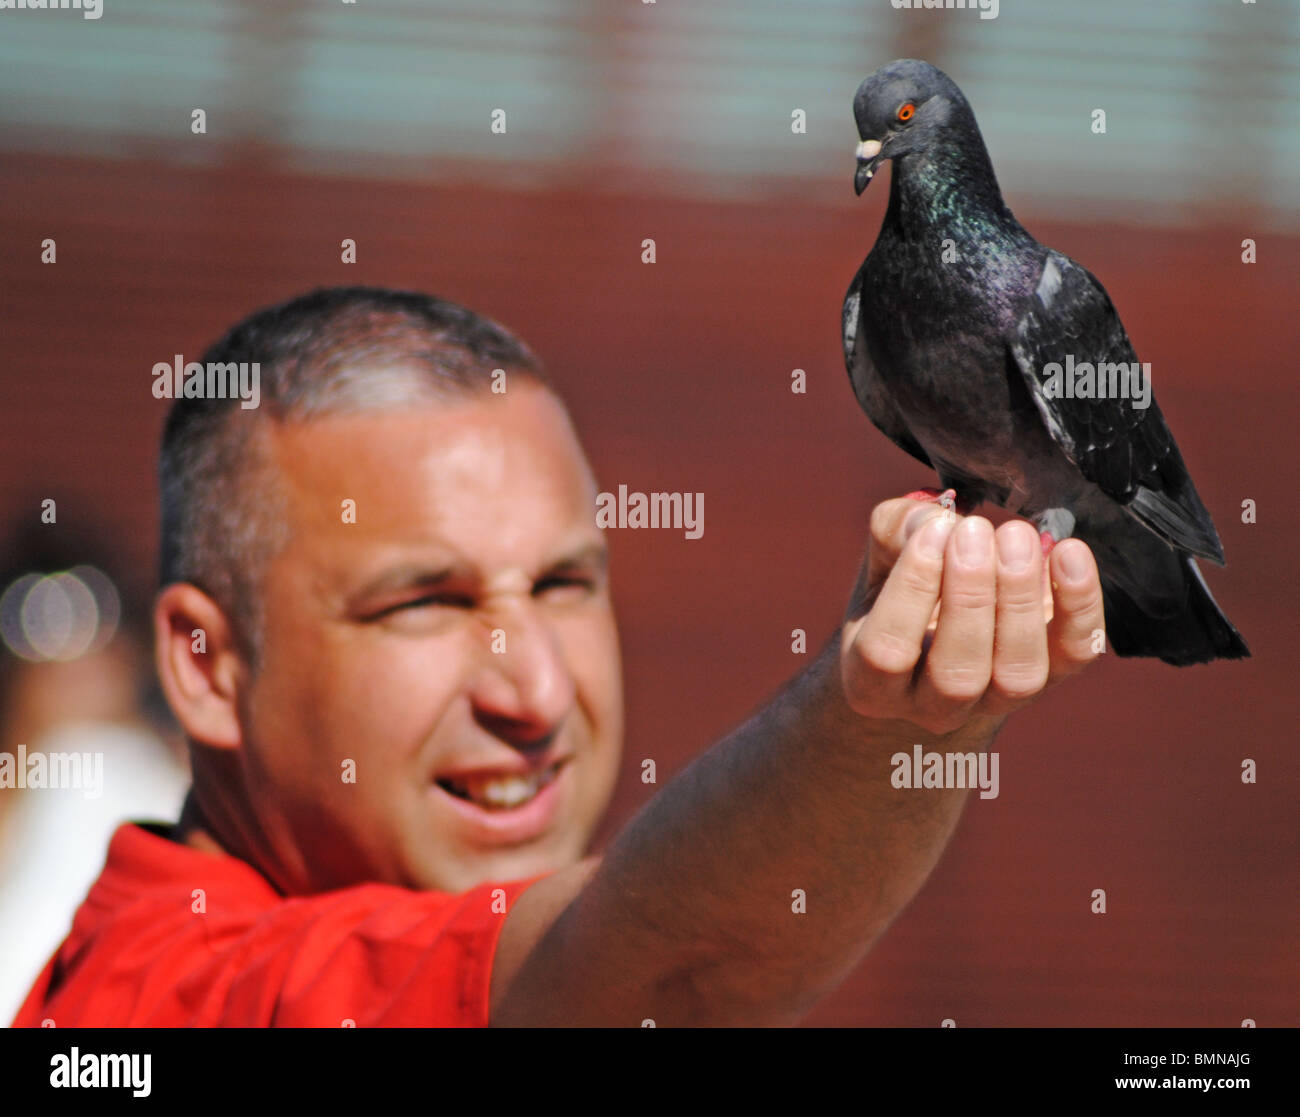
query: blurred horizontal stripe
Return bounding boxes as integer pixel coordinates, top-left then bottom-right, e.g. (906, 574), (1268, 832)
(0, 0), (1296, 224)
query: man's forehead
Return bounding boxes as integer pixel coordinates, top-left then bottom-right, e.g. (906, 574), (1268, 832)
(263, 387), (599, 554)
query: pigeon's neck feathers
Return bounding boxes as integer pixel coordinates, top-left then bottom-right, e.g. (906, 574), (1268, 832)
(885, 113), (1015, 240)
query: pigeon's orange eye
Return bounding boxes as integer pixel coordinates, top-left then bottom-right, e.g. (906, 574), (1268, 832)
(898, 102), (916, 122)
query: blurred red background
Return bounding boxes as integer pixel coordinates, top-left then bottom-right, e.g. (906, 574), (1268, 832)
(1, 146), (1294, 1025)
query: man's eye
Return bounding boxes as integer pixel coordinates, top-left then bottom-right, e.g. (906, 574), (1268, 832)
(534, 576), (594, 598)
(375, 593), (473, 618)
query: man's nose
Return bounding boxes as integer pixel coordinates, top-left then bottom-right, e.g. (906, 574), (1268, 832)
(467, 603), (576, 744)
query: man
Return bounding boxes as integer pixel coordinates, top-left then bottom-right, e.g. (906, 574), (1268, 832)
(13, 286), (1104, 1027)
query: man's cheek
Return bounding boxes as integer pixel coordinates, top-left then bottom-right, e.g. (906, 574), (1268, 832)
(323, 676), (445, 780)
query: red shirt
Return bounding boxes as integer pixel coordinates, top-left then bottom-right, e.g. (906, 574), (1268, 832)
(11, 822), (545, 1027)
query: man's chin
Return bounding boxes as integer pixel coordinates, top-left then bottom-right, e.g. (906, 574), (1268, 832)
(414, 836), (579, 894)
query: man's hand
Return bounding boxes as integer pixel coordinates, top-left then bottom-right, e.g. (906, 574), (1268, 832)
(841, 498), (1105, 736)
(493, 497), (1107, 1026)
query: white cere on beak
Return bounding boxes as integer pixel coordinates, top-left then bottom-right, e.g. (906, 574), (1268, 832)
(856, 139), (882, 160)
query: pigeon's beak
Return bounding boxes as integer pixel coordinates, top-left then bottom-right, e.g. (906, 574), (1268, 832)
(854, 138), (884, 196)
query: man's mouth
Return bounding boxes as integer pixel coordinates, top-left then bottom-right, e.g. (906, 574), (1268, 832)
(436, 759), (566, 812)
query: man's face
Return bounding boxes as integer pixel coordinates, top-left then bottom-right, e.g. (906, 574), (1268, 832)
(236, 380), (623, 894)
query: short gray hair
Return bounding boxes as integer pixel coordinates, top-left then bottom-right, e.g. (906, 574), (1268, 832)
(158, 286), (550, 663)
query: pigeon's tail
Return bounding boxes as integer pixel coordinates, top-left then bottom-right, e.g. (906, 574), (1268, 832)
(1073, 507), (1250, 666)
(1099, 561), (1251, 666)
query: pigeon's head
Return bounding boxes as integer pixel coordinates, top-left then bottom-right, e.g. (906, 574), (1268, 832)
(852, 59), (972, 195)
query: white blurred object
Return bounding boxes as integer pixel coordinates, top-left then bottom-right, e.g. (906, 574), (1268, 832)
(0, 721), (188, 1025)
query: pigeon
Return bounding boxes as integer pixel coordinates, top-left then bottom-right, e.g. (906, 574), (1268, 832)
(842, 58), (1248, 665)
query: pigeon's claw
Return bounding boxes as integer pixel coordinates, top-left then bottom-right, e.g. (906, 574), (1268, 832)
(901, 486), (961, 525)
(902, 487), (974, 516)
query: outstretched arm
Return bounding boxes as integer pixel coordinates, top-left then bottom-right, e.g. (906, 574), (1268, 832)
(491, 500), (1104, 1026)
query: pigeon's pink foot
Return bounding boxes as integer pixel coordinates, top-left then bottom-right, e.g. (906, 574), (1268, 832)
(1039, 531), (1058, 559)
(902, 488), (975, 514)
(904, 487), (958, 511)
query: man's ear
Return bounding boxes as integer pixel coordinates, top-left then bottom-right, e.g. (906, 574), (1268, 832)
(154, 583), (247, 750)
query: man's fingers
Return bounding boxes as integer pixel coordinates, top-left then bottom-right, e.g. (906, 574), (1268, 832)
(842, 512), (955, 715)
(857, 498), (956, 607)
(1046, 539), (1105, 679)
(843, 500), (1103, 725)
(982, 520), (1050, 715)
(915, 517), (996, 730)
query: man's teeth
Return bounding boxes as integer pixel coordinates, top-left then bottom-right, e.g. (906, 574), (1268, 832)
(445, 763), (560, 810)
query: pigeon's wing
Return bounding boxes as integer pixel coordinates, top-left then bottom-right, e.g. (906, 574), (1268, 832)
(843, 266), (932, 469)
(1009, 250), (1223, 563)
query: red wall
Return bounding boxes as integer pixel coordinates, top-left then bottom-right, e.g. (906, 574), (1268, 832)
(1, 152), (1295, 1025)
